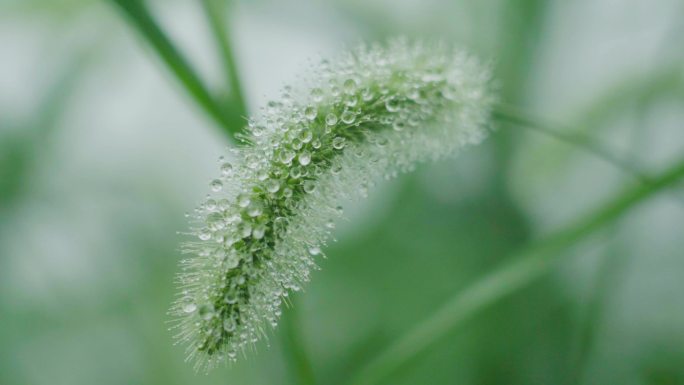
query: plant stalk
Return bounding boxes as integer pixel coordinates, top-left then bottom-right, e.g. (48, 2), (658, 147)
(200, 0), (248, 131)
(109, 0), (234, 136)
(347, 156), (684, 385)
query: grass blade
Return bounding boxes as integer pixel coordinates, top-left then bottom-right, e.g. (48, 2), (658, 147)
(200, 0), (248, 127)
(494, 104), (648, 182)
(347, 156), (684, 385)
(109, 0), (234, 137)
(280, 299), (316, 385)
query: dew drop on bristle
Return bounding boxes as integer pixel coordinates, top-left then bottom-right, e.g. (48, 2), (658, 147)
(304, 106), (317, 120)
(298, 151), (312, 166)
(341, 110), (355, 124)
(210, 179), (223, 192)
(325, 113), (338, 126)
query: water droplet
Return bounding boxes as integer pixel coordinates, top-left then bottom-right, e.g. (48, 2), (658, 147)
(362, 88), (374, 101)
(385, 98), (400, 112)
(218, 199), (230, 211)
(359, 183), (369, 198)
(266, 179), (280, 193)
(345, 97), (358, 107)
(343, 78), (357, 94)
(325, 113), (338, 126)
(311, 139), (322, 149)
(308, 246), (321, 256)
(341, 110), (355, 124)
(198, 229), (211, 241)
(279, 149), (296, 164)
(237, 193), (251, 208)
(335, 205), (344, 215)
(298, 129), (313, 143)
(223, 318), (236, 332)
(393, 120), (406, 131)
(408, 88), (421, 100)
(247, 203), (262, 217)
(215, 249), (227, 261)
(298, 151), (312, 166)
(252, 224), (266, 239)
(252, 125), (265, 137)
(289, 166), (303, 179)
(304, 106), (317, 121)
(311, 88), (323, 102)
(257, 169), (269, 181)
(207, 213), (225, 231)
(326, 219), (335, 229)
(274, 216), (288, 231)
(238, 222), (252, 238)
(182, 302), (197, 313)
(303, 180), (316, 194)
(226, 254), (239, 269)
(442, 87), (457, 100)
(266, 100), (279, 113)
(205, 199), (217, 211)
(332, 137), (346, 150)
(210, 179), (223, 192)
(282, 187), (293, 198)
(225, 291), (238, 304)
(220, 162), (233, 176)
(198, 304), (215, 320)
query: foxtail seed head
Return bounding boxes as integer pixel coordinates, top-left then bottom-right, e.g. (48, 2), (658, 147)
(171, 39), (494, 370)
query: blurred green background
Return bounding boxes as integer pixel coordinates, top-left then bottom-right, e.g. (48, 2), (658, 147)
(2, 0), (684, 384)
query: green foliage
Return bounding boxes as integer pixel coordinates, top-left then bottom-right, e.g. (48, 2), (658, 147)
(2, 2), (684, 385)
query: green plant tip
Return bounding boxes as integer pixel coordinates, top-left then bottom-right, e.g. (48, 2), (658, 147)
(170, 38), (495, 371)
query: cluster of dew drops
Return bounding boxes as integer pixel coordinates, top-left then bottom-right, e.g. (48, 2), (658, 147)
(172, 39), (492, 370)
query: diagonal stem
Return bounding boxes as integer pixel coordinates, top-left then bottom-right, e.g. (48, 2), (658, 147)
(109, 0), (234, 136)
(347, 156), (684, 385)
(200, 0), (248, 129)
(494, 103), (648, 182)
(280, 298), (317, 385)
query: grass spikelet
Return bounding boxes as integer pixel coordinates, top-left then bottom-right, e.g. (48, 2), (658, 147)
(170, 38), (494, 371)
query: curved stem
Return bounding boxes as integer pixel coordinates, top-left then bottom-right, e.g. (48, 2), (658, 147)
(347, 156), (684, 385)
(200, 0), (248, 129)
(109, 0), (233, 136)
(280, 298), (316, 385)
(494, 104), (647, 182)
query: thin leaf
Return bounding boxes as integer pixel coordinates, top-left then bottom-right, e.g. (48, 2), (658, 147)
(200, 0), (248, 128)
(347, 156), (684, 385)
(109, 0), (235, 137)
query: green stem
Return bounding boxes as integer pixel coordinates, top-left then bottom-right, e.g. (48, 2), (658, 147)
(109, 0), (233, 136)
(347, 157), (684, 385)
(494, 104), (648, 182)
(280, 299), (316, 385)
(200, 0), (248, 129)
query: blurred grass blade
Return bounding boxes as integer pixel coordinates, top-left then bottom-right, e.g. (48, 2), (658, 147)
(109, 0), (235, 137)
(200, 0), (248, 127)
(494, 104), (649, 182)
(572, 65), (684, 135)
(348, 157), (684, 385)
(0, 50), (92, 213)
(280, 300), (316, 385)
(494, 104), (684, 208)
